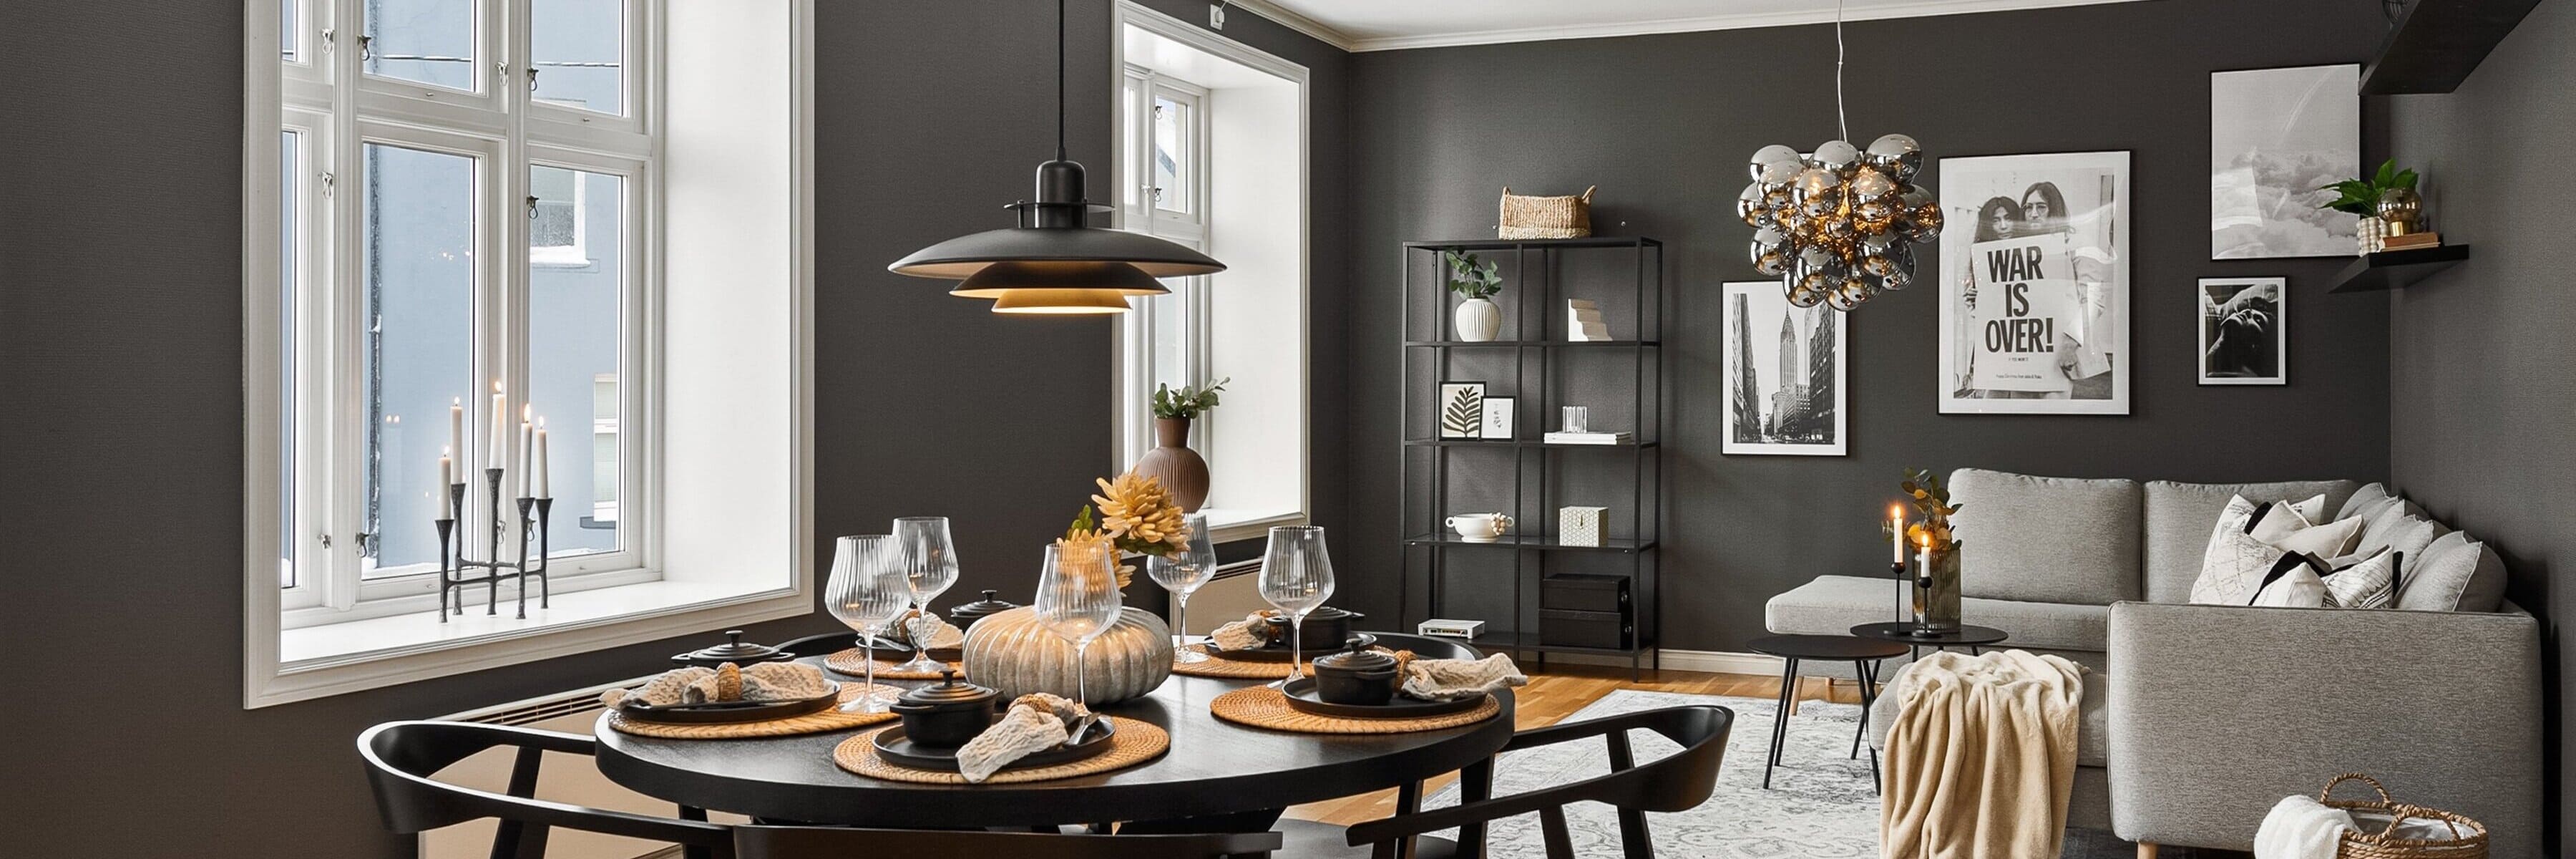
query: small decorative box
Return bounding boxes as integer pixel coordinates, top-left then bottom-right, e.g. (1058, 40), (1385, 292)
(1558, 506), (1608, 547)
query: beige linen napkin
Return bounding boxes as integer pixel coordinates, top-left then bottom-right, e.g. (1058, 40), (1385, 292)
(953, 694), (1091, 782)
(1398, 654), (1528, 702)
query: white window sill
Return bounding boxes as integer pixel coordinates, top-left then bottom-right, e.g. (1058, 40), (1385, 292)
(251, 578), (807, 708)
(1200, 507), (1304, 545)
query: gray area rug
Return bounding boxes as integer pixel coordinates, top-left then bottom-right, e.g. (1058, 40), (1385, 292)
(1423, 689), (2235, 858)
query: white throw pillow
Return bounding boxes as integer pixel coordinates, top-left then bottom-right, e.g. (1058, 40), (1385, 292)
(2252, 564), (2329, 608)
(2320, 547), (2401, 609)
(2194, 498), (2323, 605)
(2246, 498), (2366, 561)
(2395, 532), (2509, 612)
(2245, 500), (2313, 544)
(2288, 492), (2329, 523)
(2336, 482), (2393, 522)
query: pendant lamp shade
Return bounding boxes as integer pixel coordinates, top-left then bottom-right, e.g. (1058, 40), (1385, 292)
(884, 0), (1223, 314)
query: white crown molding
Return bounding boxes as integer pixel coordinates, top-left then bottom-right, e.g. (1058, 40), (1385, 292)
(1226, 0), (1360, 51)
(1306, 0), (2147, 53)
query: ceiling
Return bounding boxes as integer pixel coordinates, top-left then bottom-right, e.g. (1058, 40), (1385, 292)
(1230, 0), (2153, 52)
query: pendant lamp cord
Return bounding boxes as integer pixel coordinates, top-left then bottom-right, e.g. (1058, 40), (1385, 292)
(1056, 0), (1068, 162)
(1834, 0), (1849, 142)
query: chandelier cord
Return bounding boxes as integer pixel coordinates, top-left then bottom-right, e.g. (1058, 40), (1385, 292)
(1056, 0), (1068, 162)
(1834, 0), (1849, 142)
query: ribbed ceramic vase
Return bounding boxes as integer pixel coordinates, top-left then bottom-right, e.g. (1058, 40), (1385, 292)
(961, 606), (1174, 704)
(1453, 297), (1502, 341)
(1133, 417), (1210, 512)
(1913, 550), (1963, 631)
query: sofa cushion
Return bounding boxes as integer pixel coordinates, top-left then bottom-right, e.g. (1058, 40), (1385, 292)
(1948, 469), (2143, 604)
(2336, 482), (2393, 521)
(2142, 479), (2360, 603)
(1766, 574), (2109, 653)
(1868, 659), (2109, 767)
(2396, 532), (2509, 613)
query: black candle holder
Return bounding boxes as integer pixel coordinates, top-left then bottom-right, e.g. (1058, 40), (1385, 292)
(434, 467), (553, 621)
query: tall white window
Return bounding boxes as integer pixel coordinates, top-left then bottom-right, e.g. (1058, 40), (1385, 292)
(271, 0), (655, 622)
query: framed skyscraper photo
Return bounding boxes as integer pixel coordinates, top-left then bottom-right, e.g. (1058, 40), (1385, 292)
(1722, 281), (1845, 455)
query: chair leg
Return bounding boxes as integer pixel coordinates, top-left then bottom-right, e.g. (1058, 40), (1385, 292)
(2135, 842), (2158, 859)
(1395, 780), (1423, 859)
(1457, 758), (1493, 858)
(1539, 806), (1576, 859)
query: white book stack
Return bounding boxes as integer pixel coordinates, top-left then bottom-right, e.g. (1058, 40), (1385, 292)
(1542, 431), (1632, 445)
(1567, 299), (1612, 341)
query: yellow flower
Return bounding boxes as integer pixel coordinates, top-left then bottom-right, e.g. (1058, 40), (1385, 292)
(1091, 472), (1189, 558)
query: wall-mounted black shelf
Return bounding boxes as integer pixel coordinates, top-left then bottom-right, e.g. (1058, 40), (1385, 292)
(2360, 0), (2545, 94)
(2329, 244), (2472, 293)
(1400, 237), (1665, 679)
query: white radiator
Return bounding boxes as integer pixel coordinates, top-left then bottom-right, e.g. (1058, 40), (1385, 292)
(423, 677), (749, 859)
(1182, 559), (1268, 635)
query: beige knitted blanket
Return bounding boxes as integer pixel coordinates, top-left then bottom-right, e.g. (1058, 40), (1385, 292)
(1881, 650), (2084, 859)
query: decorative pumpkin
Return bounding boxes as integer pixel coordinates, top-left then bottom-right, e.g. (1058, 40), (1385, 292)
(961, 606), (1174, 704)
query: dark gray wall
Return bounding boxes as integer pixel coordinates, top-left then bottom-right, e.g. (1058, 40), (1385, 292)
(2386, 0), (2576, 848)
(1340, 0), (2397, 649)
(0, 0), (1345, 855)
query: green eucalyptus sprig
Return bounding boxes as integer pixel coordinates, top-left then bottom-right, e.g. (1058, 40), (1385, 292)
(1443, 250), (1503, 300)
(1151, 377), (1231, 420)
(1893, 467), (1965, 554)
(2318, 159), (2419, 217)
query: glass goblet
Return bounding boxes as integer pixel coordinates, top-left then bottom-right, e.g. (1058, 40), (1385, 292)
(1147, 513), (1219, 663)
(1257, 525), (1335, 689)
(891, 515), (960, 674)
(824, 534), (911, 712)
(1033, 541), (1123, 710)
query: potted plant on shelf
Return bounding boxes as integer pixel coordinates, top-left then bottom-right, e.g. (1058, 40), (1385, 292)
(2318, 159), (2420, 255)
(1444, 250), (1505, 341)
(1134, 378), (1229, 512)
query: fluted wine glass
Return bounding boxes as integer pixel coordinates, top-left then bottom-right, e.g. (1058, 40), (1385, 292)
(824, 534), (912, 712)
(1257, 525), (1336, 689)
(891, 516), (960, 674)
(1033, 540), (1123, 708)
(1147, 513), (1219, 664)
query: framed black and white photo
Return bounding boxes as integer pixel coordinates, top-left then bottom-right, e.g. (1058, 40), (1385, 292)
(1482, 396), (1516, 440)
(1937, 151), (2132, 415)
(1438, 382), (1485, 439)
(1722, 281), (1845, 455)
(2211, 64), (2359, 259)
(2198, 277), (2287, 385)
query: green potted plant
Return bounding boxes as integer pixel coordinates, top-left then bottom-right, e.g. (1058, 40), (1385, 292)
(2318, 159), (2419, 254)
(1443, 250), (1505, 341)
(1133, 377), (1229, 512)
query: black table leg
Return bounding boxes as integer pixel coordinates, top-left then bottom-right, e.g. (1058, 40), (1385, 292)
(1765, 656), (1798, 790)
(1850, 660), (1869, 760)
(1458, 758), (1493, 857)
(1854, 659), (1883, 795)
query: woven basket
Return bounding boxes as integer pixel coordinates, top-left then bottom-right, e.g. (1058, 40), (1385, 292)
(2321, 773), (2487, 859)
(1498, 186), (1594, 239)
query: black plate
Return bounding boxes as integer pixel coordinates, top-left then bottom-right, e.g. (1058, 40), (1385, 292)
(618, 682), (842, 725)
(1207, 633), (1377, 663)
(1278, 678), (1487, 719)
(871, 716), (1116, 772)
(854, 638), (963, 664)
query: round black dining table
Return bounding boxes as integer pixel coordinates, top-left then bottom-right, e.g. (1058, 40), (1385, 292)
(593, 633), (1516, 830)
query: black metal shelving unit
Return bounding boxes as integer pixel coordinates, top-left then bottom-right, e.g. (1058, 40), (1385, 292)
(1398, 237), (1665, 679)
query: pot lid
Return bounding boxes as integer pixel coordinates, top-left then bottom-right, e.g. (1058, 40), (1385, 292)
(949, 589), (1019, 621)
(899, 669), (999, 708)
(1313, 638), (1397, 672)
(678, 631), (787, 663)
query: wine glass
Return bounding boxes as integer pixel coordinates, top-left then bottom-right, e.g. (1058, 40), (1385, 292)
(1147, 513), (1219, 664)
(1033, 540), (1123, 712)
(824, 534), (912, 712)
(1257, 525), (1336, 689)
(890, 516), (960, 674)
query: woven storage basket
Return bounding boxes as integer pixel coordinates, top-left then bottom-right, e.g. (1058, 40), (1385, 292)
(1498, 186), (1594, 239)
(2320, 773), (2487, 859)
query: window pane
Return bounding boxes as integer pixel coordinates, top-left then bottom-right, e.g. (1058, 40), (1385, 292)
(1122, 82), (1140, 210)
(361, 143), (479, 576)
(1148, 281), (1189, 429)
(281, 0), (299, 62)
(364, 0), (475, 90)
(529, 168), (624, 557)
(532, 0), (625, 115)
(1152, 95), (1189, 215)
(281, 130), (301, 588)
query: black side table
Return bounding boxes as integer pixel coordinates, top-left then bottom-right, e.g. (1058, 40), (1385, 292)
(1848, 622), (2010, 661)
(1745, 634), (1909, 792)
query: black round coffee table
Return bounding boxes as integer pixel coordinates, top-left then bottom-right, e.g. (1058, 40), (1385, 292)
(1849, 622), (2009, 661)
(1745, 634), (1908, 792)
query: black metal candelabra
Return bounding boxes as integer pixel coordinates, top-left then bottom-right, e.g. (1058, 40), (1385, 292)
(434, 467), (553, 621)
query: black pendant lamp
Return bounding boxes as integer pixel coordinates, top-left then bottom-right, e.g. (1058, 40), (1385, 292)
(889, 0), (1224, 314)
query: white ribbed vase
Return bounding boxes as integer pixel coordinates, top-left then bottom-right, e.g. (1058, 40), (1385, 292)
(961, 606), (1174, 705)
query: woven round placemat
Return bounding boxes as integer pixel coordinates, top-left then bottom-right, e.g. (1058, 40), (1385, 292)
(607, 683), (901, 739)
(825, 649), (965, 681)
(1169, 646), (1309, 679)
(834, 717), (1169, 785)
(1209, 686), (1500, 734)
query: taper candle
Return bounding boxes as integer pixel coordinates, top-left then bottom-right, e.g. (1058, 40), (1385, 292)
(532, 418), (550, 499)
(487, 383), (507, 470)
(1890, 504), (1906, 564)
(437, 447), (454, 517)
(517, 404), (535, 498)
(448, 398), (464, 467)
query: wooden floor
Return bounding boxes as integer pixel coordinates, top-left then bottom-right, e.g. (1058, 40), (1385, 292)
(1286, 663), (1862, 826)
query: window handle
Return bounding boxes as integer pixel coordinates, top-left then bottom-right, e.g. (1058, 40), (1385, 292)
(527, 195), (540, 219)
(318, 533), (332, 549)
(358, 34), (373, 61)
(527, 67), (540, 93)
(320, 27), (334, 54)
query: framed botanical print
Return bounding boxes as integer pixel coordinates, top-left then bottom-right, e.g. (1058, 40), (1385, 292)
(1437, 382), (1485, 439)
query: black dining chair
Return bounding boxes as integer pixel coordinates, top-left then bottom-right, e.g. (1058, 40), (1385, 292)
(1324, 705), (1734, 859)
(735, 824), (1282, 859)
(360, 719), (736, 859)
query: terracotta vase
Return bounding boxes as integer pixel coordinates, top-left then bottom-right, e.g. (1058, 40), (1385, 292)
(1133, 417), (1210, 512)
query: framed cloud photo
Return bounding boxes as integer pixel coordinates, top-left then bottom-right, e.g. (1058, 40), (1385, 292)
(2211, 64), (2360, 259)
(2198, 277), (2287, 385)
(1936, 151), (2132, 415)
(1721, 281), (1845, 455)
(1437, 382), (1486, 439)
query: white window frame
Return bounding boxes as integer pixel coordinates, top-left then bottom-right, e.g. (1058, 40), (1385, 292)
(244, 0), (816, 707)
(527, 163), (592, 268)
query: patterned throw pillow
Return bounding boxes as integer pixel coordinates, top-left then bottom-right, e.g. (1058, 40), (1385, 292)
(2251, 563), (2328, 608)
(2320, 547), (2401, 608)
(2245, 500), (2366, 558)
(2193, 497), (2319, 605)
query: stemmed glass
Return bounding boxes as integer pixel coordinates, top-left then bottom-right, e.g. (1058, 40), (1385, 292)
(1033, 540), (1123, 715)
(1148, 513), (1219, 663)
(824, 534), (912, 712)
(891, 516), (960, 674)
(1257, 525), (1337, 689)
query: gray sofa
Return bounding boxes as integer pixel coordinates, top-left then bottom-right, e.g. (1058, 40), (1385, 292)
(1764, 469), (2542, 857)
